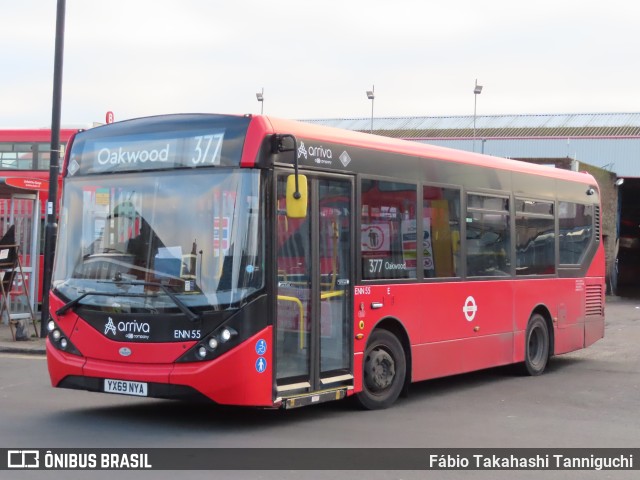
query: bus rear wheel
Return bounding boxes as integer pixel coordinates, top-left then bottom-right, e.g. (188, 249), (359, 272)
(356, 329), (406, 410)
(523, 313), (550, 376)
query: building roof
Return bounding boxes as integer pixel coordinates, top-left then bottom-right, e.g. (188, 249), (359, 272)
(302, 113), (640, 177)
(303, 112), (640, 139)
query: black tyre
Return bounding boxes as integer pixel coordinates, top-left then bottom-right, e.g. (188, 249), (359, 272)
(356, 329), (406, 410)
(523, 314), (550, 376)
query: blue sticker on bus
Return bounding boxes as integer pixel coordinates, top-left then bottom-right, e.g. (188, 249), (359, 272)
(256, 357), (267, 373)
(255, 339), (267, 355)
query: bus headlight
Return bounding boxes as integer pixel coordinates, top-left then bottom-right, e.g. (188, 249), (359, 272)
(179, 295), (267, 364)
(177, 326), (239, 363)
(47, 318), (83, 356)
(221, 328), (232, 342)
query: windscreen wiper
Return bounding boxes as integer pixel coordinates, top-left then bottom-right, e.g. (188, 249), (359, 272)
(55, 281), (200, 322)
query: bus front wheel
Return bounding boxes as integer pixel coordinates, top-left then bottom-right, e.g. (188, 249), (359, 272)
(523, 313), (550, 376)
(356, 329), (406, 410)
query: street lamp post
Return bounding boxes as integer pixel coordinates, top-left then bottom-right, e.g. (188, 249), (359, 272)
(473, 79), (483, 152)
(366, 85), (375, 134)
(41, 0), (66, 337)
(256, 88), (264, 115)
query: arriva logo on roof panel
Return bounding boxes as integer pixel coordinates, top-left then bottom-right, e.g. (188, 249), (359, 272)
(297, 141), (352, 168)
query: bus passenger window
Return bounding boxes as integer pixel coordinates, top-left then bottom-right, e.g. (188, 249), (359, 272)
(423, 186), (461, 278)
(466, 194), (511, 277)
(559, 202), (594, 264)
(515, 199), (555, 275)
(361, 179), (417, 280)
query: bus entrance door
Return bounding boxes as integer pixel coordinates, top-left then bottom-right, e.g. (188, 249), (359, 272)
(275, 173), (354, 407)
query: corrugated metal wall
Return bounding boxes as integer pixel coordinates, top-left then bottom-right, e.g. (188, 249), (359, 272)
(421, 138), (640, 177)
(305, 113), (640, 177)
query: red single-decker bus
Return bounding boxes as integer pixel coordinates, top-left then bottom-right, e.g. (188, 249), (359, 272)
(46, 114), (604, 409)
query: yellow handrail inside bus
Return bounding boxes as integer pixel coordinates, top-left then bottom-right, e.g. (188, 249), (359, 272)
(320, 290), (344, 300)
(277, 295), (305, 349)
(276, 291), (344, 350)
(331, 220), (338, 290)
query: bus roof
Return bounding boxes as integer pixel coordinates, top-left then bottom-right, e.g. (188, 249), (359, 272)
(60, 113), (597, 188)
(261, 115), (597, 186)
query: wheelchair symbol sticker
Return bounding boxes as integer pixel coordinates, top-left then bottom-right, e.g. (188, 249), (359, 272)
(255, 339), (267, 355)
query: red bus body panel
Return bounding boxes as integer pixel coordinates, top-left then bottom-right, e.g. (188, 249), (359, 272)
(47, 291), (273, 406)
(47, 324), (275, 407)
(47, 288), (273, 407)
(168, 328), (273, 406)
(47, 338), (86, 387)
(351, 273), (605, 388)
(0, 129), (76, 143)
(70, 322), (195, 365)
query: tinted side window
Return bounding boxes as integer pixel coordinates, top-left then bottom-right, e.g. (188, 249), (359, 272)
(559, 202), (593, 264)
(466, 194), (511, 277)
(361, 179), (417, 280)
(515, 199), (555, 275)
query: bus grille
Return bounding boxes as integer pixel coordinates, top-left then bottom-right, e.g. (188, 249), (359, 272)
(585, 284), (604, 317)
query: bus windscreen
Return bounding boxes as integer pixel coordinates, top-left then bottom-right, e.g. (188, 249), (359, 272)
(52, 169), (264, 321)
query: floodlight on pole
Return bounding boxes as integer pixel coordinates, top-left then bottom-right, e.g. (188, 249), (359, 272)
(366, 85), (375, 134)
(256, 88), (264, 115)
(473, 79), (483, 153)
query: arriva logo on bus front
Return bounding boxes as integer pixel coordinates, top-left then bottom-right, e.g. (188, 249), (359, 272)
(97, 145), (171, 165)
(104, 317), (151, 336)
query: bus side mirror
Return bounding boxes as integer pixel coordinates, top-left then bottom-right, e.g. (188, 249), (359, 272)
(286, 174), (308, 218)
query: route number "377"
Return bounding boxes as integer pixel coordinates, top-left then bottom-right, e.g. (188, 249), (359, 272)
(368, 258), (383, 273)
(191, 134), (224, 165)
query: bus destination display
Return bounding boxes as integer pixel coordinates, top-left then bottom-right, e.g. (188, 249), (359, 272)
(70, 129), (225, 175)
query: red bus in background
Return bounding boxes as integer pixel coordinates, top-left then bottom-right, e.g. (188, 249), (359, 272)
(46, 115), (604, 410)
(0, 128), (77, 306)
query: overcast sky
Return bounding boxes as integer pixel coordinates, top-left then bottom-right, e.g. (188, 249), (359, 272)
(1, 0), (639, 128)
